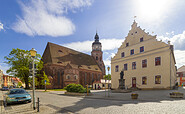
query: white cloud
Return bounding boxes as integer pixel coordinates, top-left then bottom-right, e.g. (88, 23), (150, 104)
(157, 31), (185, 50)
(0, 22), (4, 31)
(174, 50), (185, 69)
(63, 38), (124, 52)
(12, 0), (92, 37)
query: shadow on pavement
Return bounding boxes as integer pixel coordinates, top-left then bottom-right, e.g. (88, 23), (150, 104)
(56, 87), (185, 113)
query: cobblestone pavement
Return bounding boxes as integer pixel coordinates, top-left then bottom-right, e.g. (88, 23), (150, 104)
(1, 87), (185, 114)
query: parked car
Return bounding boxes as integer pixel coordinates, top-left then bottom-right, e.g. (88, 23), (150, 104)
(4, 88), (31, 106)
(2, 87), (9, 91)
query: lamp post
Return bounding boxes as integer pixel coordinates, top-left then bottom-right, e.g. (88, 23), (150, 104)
(30, 48), (37, 110)
(107, 66), (110, 97)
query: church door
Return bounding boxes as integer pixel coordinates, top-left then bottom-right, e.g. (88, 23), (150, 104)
(132, 77), (136, 87)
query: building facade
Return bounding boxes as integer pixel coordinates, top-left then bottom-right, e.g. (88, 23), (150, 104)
(176, 65), (185, 86)
(42, 33), (105, 89)
(3, 75), (13, 87)
(0, 70), (3, 88)
(111, 21), (177, 90)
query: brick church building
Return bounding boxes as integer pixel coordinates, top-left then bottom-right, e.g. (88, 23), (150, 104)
(42, 33), (105, 89)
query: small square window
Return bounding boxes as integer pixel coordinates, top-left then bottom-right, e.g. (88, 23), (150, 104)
(121, 52), (125, 58)
(140, 37), (143, 42)
(132, 62), (136, 69)
(131, 33), (133, 35)
(130, 49), (134, 55)
(126, 43), (129, 47)
(155, 57), (161, 66)
(135, 31), (137, 33)
(140, 46), (144, 52)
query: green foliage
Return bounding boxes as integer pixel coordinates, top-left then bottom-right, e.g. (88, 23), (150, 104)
(64, 83), (90, 93)
(17, 82), (22, 87)
(4, 48), (42, 89)
(40, 71), (50, 86)
(104, 74), (111, 80)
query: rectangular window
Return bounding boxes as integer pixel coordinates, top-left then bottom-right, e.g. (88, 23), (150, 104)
(155, 57), (161, 66)
(115, 65), (119, 72)
(155, 75), (161, 84)
(142, 77), (147, 85)
(140, 37), (143, 42)
(132, 62), (136, 69)
(121, 52), (125, 58)
(142, 59), (147, 68)
(124, 63), (127, 71)
(130, 49), (134, 55)
(126, 43), (129, 47)
(140, 46), (144, 52)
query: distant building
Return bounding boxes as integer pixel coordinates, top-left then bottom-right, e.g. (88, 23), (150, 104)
(93, 79), (111, 90)
(3, 75), (13, 87)
(42, 33), (105, 89)
(111, 21), (177, 90)
(0, 69), (3, 88)
(177, 65), (185, 86)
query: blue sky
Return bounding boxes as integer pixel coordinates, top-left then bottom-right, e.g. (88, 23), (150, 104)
(1, 0), (185, 74)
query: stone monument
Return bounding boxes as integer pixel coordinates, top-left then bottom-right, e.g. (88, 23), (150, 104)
(118, 70), (125, 89)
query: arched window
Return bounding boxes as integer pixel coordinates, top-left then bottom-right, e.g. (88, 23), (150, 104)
(66, 75), (70, 79)
(96, 56), (98, 60)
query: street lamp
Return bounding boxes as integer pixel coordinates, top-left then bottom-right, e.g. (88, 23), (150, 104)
(107, 66), (110, 97)
(30, 48), (37, 110)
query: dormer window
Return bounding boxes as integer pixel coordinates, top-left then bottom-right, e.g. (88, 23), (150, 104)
(140, 37), (143, 42)
(58, 50), (63, 53)
(126, 43), (129, 47)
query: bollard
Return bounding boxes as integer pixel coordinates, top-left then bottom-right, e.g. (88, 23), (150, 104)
(37, 97), (40, 112)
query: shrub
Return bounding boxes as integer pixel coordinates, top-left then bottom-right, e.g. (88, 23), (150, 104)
(64, 83), (90, 93)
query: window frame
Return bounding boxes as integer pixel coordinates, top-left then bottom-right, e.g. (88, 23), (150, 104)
(121, 52), (125, 58)
(140, 37), (143, 42)
(142, 77), (147, 85)
(142, 59), (147, 68)
(132, 62), (136, 70)
(155, 75), (161, 84)
(124, 63), (128, 71)
(140, 46), (144, 53)
(130, 49), (134, 55)
(155, 57), (161, 66)
(115, 65), (119, 72)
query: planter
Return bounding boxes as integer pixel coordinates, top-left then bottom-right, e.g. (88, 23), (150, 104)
(131, 93), (138, 99)
(170, 92), (184, 98)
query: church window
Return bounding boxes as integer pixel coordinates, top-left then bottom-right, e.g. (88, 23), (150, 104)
(132, 62), (136, 69)
(66, 75), (70, 79)
(74, 75), (78, 80)
(130, 49), (134, 55)
(115, 65), (119, 72)
(155, 57), (161, 66)
(140, 46), (144, 52)
(140, 37), (143, 42)
(142, 77), (147, 85)
(121, 52), (125, 58)
(155, 75), (161, 84)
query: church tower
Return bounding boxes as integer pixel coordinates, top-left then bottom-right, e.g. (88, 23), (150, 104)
(91, 32), (105, 75)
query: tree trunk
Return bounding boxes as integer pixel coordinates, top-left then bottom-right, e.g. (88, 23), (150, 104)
(24, 76), (29, 89)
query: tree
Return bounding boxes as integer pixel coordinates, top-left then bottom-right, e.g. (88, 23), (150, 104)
(104, 74), (111, 80)
(4, 48), (42, 89)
